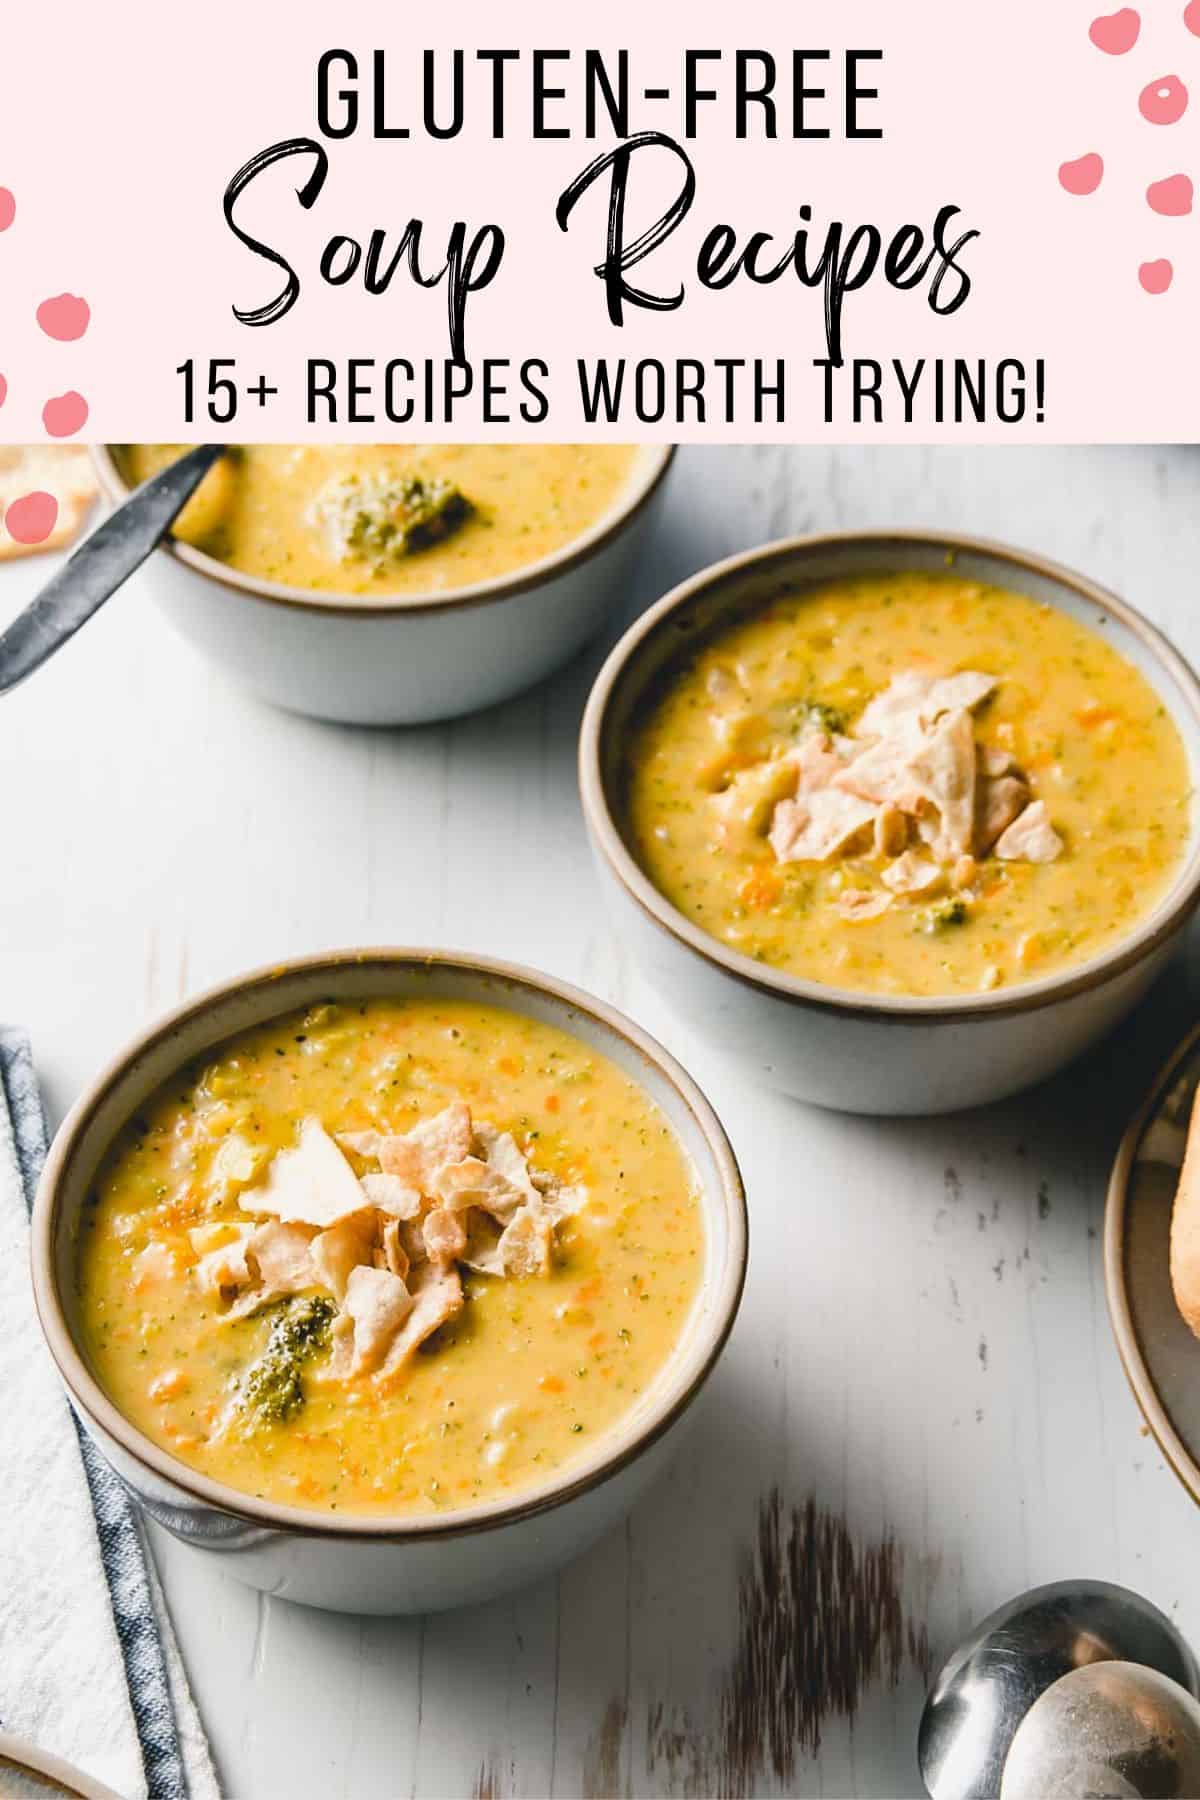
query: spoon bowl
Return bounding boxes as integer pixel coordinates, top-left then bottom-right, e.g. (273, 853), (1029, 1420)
(1000, 1662), (1200, 1799)
(918, 1580), (1199, 1800)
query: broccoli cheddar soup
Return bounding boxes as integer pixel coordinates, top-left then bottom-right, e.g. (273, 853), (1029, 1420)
(115, 445), (638, 596)
(76, 997), (704, 1517)
(626, 572), (1192, 998)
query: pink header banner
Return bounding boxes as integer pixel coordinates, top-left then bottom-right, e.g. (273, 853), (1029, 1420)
(2, 0), (1198, 441)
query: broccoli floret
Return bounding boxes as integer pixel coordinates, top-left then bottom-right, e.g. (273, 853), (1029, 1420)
(802, 700), (848, 737)
(239, 1295), (335, 1428)
(349, 476), (468, 557)
(315, 473), (471, 569)
(919, 897), (969, 934)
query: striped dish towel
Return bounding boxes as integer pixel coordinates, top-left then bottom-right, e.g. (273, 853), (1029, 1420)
(0, 1029), (219, 1800)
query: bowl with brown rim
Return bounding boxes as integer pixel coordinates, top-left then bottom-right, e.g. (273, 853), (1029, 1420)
(579, 530), (1200, 1115)
(0, 1730), (123, 1800)
(1105, 1019), (1200, 1508)
(32, 948), (746, 1614)
(91, 447), (674, 725)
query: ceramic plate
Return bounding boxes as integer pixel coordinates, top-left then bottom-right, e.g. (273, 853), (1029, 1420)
(1106, 1020), (1200, 1502)
(0, 1731), (122, 1799)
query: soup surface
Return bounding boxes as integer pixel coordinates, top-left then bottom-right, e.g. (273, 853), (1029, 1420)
(77, 997), (704, 1517)
(115, 445), (638, 595)
(626, 571), (1192, 997)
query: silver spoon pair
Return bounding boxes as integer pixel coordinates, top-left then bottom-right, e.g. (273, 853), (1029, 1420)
(0, 445), (223, 694)
(920, 1579), (1200, 1799)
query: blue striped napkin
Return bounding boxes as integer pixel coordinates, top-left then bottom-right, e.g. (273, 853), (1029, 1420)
(0, 1029), (219, 1800)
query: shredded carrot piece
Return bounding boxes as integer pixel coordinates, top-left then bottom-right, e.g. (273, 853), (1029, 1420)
(149, 1368), (188, 1402)
(738, 865), (783, 910)
(1076, 701), (1119, 729)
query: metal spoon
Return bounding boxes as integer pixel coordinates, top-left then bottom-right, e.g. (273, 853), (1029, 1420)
(0, 445), (223, 693)
(918, 1580), (1199, 1800)
(1000, 1661), (1200, 1799)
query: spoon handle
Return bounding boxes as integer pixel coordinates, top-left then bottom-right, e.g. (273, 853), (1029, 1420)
(0, 444), (224, 695)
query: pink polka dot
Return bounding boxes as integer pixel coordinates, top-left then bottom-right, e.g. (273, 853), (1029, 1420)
(1139, 258), (1174, 293)
(1186, 0), (1200, 35)
(42, 391), (88, 437)
(4, 491), (59, 545)
(1059, 153), (1105, 195)
(1140, 75), (1188, 125)
(36, 293), (90, 341)
(0, 375), (7, 409)
(1089, 7), (1141, 52)
(0, 188), (14, 232)
(1147, 173), (1193, 215)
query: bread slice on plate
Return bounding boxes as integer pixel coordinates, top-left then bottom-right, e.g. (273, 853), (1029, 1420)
(1171, 1088), (1200, 1336)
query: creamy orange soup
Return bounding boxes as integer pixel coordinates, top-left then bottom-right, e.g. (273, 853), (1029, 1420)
(626, 572), (1191, 997)
(76, 997), (704, 1517)
(115, 445), (638, 596)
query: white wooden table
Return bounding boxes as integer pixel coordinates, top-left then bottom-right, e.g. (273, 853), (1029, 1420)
(5, 445), (1200, 1799)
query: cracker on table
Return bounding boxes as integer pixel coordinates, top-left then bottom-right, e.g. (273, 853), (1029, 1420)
(0, 445), (97, 557)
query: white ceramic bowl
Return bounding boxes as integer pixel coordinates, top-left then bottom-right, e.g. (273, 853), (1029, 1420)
(0, 1730), (122, 1800)
(92, 448), (674, 725)
(32, 950), (746, 1615)
(580, 531), (1200, 1116)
